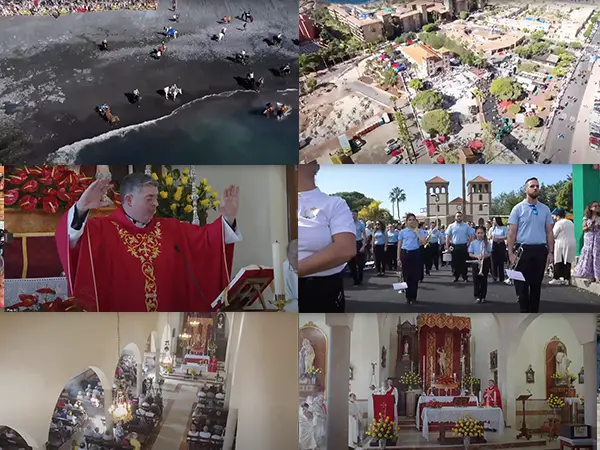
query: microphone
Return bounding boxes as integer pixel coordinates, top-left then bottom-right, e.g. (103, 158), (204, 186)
(173, 245), (211, 311)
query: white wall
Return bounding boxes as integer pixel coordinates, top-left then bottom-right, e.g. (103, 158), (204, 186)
(173, 166), (289, 276)
(351, 315), (380, 400)
(463, 313), (500, 383)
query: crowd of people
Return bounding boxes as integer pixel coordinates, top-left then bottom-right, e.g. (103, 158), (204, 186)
(188, 383), (227, 448)
(0, 0), (156, 17)
(298, 163), (600, 313)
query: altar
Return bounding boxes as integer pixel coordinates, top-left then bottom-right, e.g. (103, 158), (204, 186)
(416, 395), (479, 429)
(421, 406), (504, 440)
(184, 354), (210, 366)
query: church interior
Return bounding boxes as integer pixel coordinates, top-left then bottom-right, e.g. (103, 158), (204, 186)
(298, 313), (597, 450)
(0, 311), (297, 450)
(3, 164), (297, 311)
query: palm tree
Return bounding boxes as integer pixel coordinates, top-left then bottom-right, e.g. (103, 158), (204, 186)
(390, 187), (406, 220)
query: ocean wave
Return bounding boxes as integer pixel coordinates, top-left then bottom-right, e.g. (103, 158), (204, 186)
(47, 86), (298, 164)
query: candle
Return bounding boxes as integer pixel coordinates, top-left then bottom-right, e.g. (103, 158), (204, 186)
(272, 241), (284, 295)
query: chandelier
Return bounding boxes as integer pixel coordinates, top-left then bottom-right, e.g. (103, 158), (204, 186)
(109, 396), (133, 424)
(179, 330), (191, 340)
(189, 317), (200, 327)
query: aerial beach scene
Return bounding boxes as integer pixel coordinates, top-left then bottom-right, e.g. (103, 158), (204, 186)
(0, 0), (299, 165)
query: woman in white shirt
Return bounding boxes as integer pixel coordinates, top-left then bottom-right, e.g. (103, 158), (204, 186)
(490, 217), (508, 282)
(298, 162), (356, 312)
(550, 208), (576, 285)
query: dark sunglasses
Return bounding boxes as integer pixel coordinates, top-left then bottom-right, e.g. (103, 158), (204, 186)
(528, 204), (538, 216)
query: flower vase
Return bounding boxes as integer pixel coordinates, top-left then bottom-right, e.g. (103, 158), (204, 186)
(378, 438), (386, 449)
(463, 436), (471, 450)
(311, 375), (317, 384)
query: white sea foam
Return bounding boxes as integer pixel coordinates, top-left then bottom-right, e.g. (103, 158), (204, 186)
(47, 87), (298, 164)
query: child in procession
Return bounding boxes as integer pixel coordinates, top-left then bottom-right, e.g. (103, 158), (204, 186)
(468, 226), (492, 304)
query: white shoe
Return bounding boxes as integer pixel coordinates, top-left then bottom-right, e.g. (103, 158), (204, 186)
(549, 279), (563, 285)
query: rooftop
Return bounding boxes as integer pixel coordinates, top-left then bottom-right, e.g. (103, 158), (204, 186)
(328, 5), (382, 26)
(401, 43), (443, 65)
(426, 176), (449, 184)
(468, 176), (491, 183)
(449, 197), (464, 204)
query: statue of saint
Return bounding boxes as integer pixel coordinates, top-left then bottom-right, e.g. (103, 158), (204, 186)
(299, 338), (316, 377)
(403, 342), (409, 356)
(556, 347), (569, 377)
(437, 348), (447, 376)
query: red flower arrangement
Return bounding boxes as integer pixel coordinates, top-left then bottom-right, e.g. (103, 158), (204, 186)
(424, 400), (446, 408)
(436, 375), (455, 385)
(4, 166), (121, 214)
(5, 288), (89, 312)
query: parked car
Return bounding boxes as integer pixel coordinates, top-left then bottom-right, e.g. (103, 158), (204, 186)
(385, 138), (403, 154)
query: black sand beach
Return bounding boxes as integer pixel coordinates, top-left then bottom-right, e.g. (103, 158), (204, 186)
(0, 0), (299, 164)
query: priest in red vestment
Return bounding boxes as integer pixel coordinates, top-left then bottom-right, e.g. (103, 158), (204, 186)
(483, 379), (503, 410)
(208, 355), (218, 373)
(56, 174), (242, 312)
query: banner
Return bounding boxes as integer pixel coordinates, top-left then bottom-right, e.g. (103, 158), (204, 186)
(373, 394), (395, 420)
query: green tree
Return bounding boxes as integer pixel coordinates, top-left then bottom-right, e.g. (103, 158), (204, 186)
(422, 24), (438, 32)
(530, 29), (546, 41)
(570, 41), (583, 49)
(507, 104), (521, 115)
(332, 192), (375, 212)
(358, 200), (393, 223)
(421, 109), (451, 136)
(490, 77), (523, 101)
(524, 115), (541, 129)
(305, 77), (317, 91)
(555, 178), (573, 211)
(381, 68), (398, 87)
(408, 78), (424, 91)
(389, 187), (407, 219)
(460, 11), (470, 20)
(412, 90), (443, 111)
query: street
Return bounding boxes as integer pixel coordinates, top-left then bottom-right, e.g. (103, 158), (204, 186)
(344, 266), (600, 313)
(544, 26), (600, 163)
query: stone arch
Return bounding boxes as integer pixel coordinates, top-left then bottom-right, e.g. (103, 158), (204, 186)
(0, 425), (39, 449)
(122, 342), (142, 364)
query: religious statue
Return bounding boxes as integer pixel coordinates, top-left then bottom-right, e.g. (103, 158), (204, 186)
(299, 338), (316, 377)
(403, 341), (409, 356)
(482, 379), (503, 410)
(437, 348), (447, 376)
(381, 346), (387, 368)
(556, 346), (569, 377)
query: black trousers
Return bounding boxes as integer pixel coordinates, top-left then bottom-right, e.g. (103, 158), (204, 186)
(348, 240), (365, 283)
(472, 258), (490, 299)
(374, 244), (386, 274)
(491, 241), (506, 281)
(401, 249), (421, 302)
(451, 244), (469, 280)
(553, 261), (572, 281)
(514, 244), (548, 313)
(387, 244), (398, 271)
(299, 273), (345, 312)
(425, 243), (440, 273)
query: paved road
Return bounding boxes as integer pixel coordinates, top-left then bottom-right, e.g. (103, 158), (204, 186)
(344, 266), (600, 313)
(544, 26), (600, 163)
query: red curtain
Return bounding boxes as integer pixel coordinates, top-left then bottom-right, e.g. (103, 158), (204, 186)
(5, 237), (63, 279)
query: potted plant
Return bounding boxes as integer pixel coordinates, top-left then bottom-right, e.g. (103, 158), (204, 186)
(399, 371), (421, 391)
(365, 413), (399, 449)
(153, 166), (220, 224)
(547, 394), (565, 418)
(451, 413), (484, 449)
(189, 369), (198, 379)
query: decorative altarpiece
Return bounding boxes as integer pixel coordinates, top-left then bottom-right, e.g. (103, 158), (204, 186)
(395, 320), (419, 380)
(545, 336), (575, 398)
(418, 314), (471, 391)
(298, 322), (328, 399)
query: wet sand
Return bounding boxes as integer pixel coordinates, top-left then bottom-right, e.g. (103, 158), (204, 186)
(0, 0), (298, 164)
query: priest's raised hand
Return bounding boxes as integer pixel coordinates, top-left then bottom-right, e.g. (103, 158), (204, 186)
(56, 173), (242, 312)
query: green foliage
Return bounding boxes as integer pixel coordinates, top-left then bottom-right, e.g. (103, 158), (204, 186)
(395, 32), (417, 44)
(524, 115), (541, 129)
(569, 41), (582, 49)
(421, 109), (451, 136)
(530, 30), (546, 41)
(412, 90), (443, 112)
(490, 78), (523, 101)
(552, 66), (569, 77)
(394, 112), (413, 151)
(518, 62), (539, 73)
(556, 179), (573, 211)
(408, 78), (424, 91)
(381, 68), (399, 87)
(389, 187), (407, 219)
(422, 23), (438, 33)
(507, 104), (521, 115)
(331, 191), (376, 212)
(305, 77), (317, 91)
(460, 11), (469, 20)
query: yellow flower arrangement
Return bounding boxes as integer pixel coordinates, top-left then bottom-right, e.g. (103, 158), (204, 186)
(547, 394), (565, 409)
(400, 372), (421, 387)
(365, 413), (399, 442)
(451, 413), (484, 438)
(155, 166), (219, 222)
(307, 367), (322, 376)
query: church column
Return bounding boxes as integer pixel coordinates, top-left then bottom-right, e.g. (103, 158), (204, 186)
(496, 347), (509, 426)
(582, 341), (597, 434)
(154, 333), (160, 383)
(325, 313), (354, 450)
(225, 313), (297, 450)
(136, 362), (143, 398)
(103, 387), (113, 434)
(224, 313), (242, 407)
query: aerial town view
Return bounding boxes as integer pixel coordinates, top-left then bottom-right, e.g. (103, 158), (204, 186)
(299, 0), (600, 164)
(0, 0), (298, 165)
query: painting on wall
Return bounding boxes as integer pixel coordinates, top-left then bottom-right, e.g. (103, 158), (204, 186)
(490, 350), (498, 371)
(526, 365), (535, 384)
(299, 322), (328, 399)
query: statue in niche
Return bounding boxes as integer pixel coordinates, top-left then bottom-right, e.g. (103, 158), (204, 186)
(299, 338), (316, 377)
(215, 313), (226, 338)
(437, 347), (447, 376)
(403, 341), (409, 356)
(555, 345), (570, 377)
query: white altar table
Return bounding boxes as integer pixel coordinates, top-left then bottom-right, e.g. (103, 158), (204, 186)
(421, 406), (504, 439)
(184, 354), (210, 365)
(5, 277), (68, 307)
(416, 396), (479, 429)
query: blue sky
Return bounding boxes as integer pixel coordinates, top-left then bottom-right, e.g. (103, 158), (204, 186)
(315, 165), (572, 215)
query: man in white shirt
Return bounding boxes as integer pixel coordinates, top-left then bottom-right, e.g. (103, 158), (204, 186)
(348, 211), (367, 285)
(298, 162), (356, 312)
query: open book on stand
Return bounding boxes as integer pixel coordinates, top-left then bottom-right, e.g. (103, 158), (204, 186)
(211, 265), (275, 311)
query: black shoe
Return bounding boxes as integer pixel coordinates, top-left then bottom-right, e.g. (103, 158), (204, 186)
(463, 278), (469, 282)
(453, 278), (459, 282)
(425, 271), (430, 275)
